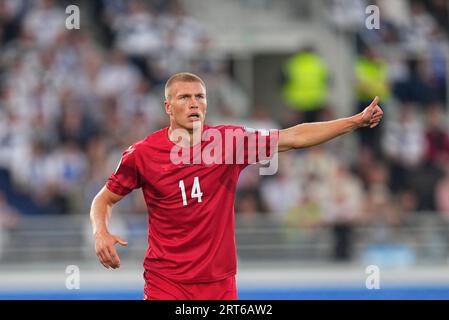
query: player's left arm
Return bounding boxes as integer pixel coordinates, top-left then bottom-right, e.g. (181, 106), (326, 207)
(278, 96), (383, 152)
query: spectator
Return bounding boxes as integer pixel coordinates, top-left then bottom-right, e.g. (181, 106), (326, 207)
(354, 46), (390, 155)
(114, 0), (162, 57)
(394, 57), (441, 106)
(322, 163), (365, 261)
(0, 0), (27, 45)
(427, 29), (447, 104)
(23, 0), (66, 48)
(424, 104), (449, 167)
(327, 0), (367, 33)
(435, 164), (449, 219)
(382, 104), (425, 193)
(0, 191), (21, 258)
(95, 49), (141, 99)
(282, 47), (329, 123)
(364, 162), (401, 226)
(424, 0), (449, 32)
(402, 0), (439, 53)
(261, 153), (301, 218)
(282, 174), (323, 242)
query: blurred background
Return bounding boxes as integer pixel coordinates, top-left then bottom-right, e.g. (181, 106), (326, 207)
(1, 0), (449, 299)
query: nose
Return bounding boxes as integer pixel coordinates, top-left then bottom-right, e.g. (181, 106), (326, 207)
(189, 98), (198, 109)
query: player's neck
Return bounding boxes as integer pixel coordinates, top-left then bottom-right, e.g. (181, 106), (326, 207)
(168, 123), (204, 147)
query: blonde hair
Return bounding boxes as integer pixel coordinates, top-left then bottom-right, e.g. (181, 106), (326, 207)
(164, 72), (206, 100)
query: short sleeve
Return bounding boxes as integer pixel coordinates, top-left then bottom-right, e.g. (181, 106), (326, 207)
(224, 126), (279, 167)
(106, 145), (142, 196)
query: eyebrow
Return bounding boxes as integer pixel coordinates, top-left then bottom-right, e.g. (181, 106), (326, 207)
(176, 93), (205, 97)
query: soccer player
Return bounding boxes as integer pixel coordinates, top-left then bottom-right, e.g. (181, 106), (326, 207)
(90, 72), (383, 300)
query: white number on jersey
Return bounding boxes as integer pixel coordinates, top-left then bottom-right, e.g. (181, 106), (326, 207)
(178, 177), (203, 206)
(178, 180), (188, 206)
(191, 176), (203, 203)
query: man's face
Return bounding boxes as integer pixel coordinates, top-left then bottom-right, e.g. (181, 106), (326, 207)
(165, 81), (207, 131)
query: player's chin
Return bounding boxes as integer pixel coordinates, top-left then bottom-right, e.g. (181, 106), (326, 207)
(184, 119), (203, 129)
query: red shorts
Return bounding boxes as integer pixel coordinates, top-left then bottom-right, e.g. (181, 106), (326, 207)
(143, 270), (238, 300)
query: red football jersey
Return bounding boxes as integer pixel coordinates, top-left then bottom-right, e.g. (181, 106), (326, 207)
(106, 124), (278, 283)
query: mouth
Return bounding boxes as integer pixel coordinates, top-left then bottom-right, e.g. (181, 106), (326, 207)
(188, 113), (201, 121)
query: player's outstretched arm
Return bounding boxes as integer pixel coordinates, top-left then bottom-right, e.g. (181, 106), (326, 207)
(90, 186), (128, 269)
(278, 96), (383, 152)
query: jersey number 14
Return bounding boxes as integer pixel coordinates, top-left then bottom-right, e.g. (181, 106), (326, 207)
(178, 177), (203, 206)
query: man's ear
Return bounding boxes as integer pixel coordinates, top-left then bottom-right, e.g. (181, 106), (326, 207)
(164, 100), (171, 115)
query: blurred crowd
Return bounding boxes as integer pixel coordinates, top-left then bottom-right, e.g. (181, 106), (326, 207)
(0, 0), (449, 260)
(267, 0), (449, 260)
(0, 0), (249, 218)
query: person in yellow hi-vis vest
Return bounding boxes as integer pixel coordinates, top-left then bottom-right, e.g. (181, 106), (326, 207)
(282, 48), (329, 123)
(355, 47), (391, 156)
